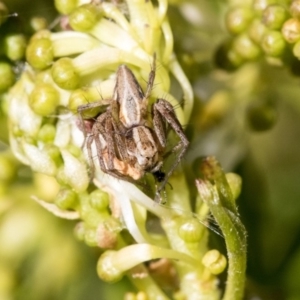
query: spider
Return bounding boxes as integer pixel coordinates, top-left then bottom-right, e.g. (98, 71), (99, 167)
(77, 55), (189, 201)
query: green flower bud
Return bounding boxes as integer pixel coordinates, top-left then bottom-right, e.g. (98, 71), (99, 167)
(55, 188), (78, 209)
(30, 17), (48, 32)
(253, 0), (278, 13)
(232, 34), (261, 60)
(290, 0), (300, 19)
(247, 100), (277, 131)
(227, 48), (245, 68)
(178, 219), (204, 243)
(97, 250), (124, 282)
(74, 222), (85, 241)
(248, 19), (267, 44)
(37, 124), (56, 143)
(68, 89), (89, 113)
(55, 0), (78, 14)
(0, 62), (15, 92)
(262, 5), (288, 30)
(51, 58), (80, 90)
(44, 144), (63, 166)
(29, 83), (59, 116)
(225, 173), (242, 201)
(26, 38), (53, 70)
(69, 4), (102, 32)
(282, 18), (300, 43)
(5, 34), (27, 61)
(90, 189), (110, 211)
(225, 7), (253, 35)
(202, 250), (227, 275)
(84, 228), (98, 247)
(261, 30), (286, 57)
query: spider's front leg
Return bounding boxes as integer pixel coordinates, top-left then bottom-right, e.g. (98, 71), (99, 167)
(152, 98), (189, 201)
(77, 100), (109, 147)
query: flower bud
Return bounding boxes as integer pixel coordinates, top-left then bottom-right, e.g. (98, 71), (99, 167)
(225, 173), (242, 201)
(26, 38), (54, 70)
(253, 0), (277, 13)
(290, 0), (300, 19)
(5, 34), (27, 61)
(90, 189), (110, 211)
(97, 250), (124, 282)
(226, 7), (253, 35)
(0, 62), (15, 92)
(262, 5), (287, 30)
(248, 19), (267, 44)
(37, 124), (56, 143)
(232, 34), (261, 60)
(55, 0), (78, 14)
(282, 18), (300, 43)
(202, 249), (227, 275)
(261, 30), (286, 57)
(178, 219), (204, 243)
(30, 17), (48, 32)
(55, 188), (78, 210)
(69, 4), (102, 32)
(29, 83), (59, 116)
(51, 57), (80, 90)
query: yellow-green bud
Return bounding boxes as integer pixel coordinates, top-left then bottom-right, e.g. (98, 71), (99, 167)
(226, 7), (253, 35)
(262, 5), (287, 30)
(290, 0), (300, 19)
(44, 145), (63, 166)
(253, 0), (278, 13)
(51, 58), (80, 90)
(261, 30), (286, 57)
(5, 34), (27, 61)
(97, 251), (124, 282)
(26, 38), (54, 70)
(55, 188), (78, 210)
(29, 83), (59, 116)
(225, 173), (242, 201)
(232, 34), (261, 60)
(202, 250), (227, 275)
(90, 189), (110, 211)
(74, 222), (85, 241)
(178, 219), (204, 243)
(84, 228), (98, 247)
(0, 62), (15, 92)
(68, 89), (89, 112)
(30, 17), (48, 32)
(248, 20), (267, 44)
(69, 4), (102, 32)
(55, 0), (78, 14)
(282, 18), (300, 43)
(37, 124), (56, 143)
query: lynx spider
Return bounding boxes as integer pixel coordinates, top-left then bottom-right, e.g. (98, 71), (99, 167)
(78, 55), (189, 202)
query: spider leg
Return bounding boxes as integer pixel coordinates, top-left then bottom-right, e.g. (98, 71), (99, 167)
(152, 98), (189, 202)
(77, 100), (109, 148)
(144, 53), (156, 101)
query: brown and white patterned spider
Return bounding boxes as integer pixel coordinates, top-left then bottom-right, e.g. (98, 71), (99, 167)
(78, 55), (189, 201)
